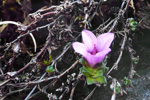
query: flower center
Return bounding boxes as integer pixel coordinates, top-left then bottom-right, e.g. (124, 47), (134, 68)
(91, 44), (97, 55)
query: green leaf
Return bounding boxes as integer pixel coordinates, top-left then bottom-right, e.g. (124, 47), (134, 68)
(132, 56), (139, 64)
(131, 27), (136, 31)
(46, 65), (55, 73)
(123, 77), (132, 86)
(95, 76), (107, 84)
(129, 18), (137, 31)
(92, 70), (103, 78)
(81, 70), (91, 77)
(74, 16), (82, 22)
(79, 58), (90, 68)
(44, 60), (48, 65)
(80, 64), (108, 85)
(130, 22), (134, 27)
(110, 85), (121, 94)
(99, 64), (109, 74)
(80, 66), (90, 74)
(86, 77), (95, 85)
(116, 86), (121, 94)
(44, 54), (52, 66)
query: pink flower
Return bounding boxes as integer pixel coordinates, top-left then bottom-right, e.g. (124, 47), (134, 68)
(72, 30), (114, 67)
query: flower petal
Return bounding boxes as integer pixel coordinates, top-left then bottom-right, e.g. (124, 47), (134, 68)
(95, 48), (111, 63)
(97, 33), (114, 52)
(84, 48), (111, 67)
(72, 42), (88, 57)
(82, 30), (97, 52)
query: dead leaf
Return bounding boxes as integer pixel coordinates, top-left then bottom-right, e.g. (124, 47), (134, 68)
(129, 0), (136, 14)
(0, 24), (8, 33)
(7, 71), (17, 77)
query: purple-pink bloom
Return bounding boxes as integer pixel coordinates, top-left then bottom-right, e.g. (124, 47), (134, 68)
(72, 30), (114, 67)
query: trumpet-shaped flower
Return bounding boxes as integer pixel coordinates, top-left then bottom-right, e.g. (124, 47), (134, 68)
(72, 30), (114, 67)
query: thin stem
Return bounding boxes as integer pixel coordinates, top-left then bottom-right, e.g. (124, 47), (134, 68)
(107, 33), (127, 75)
